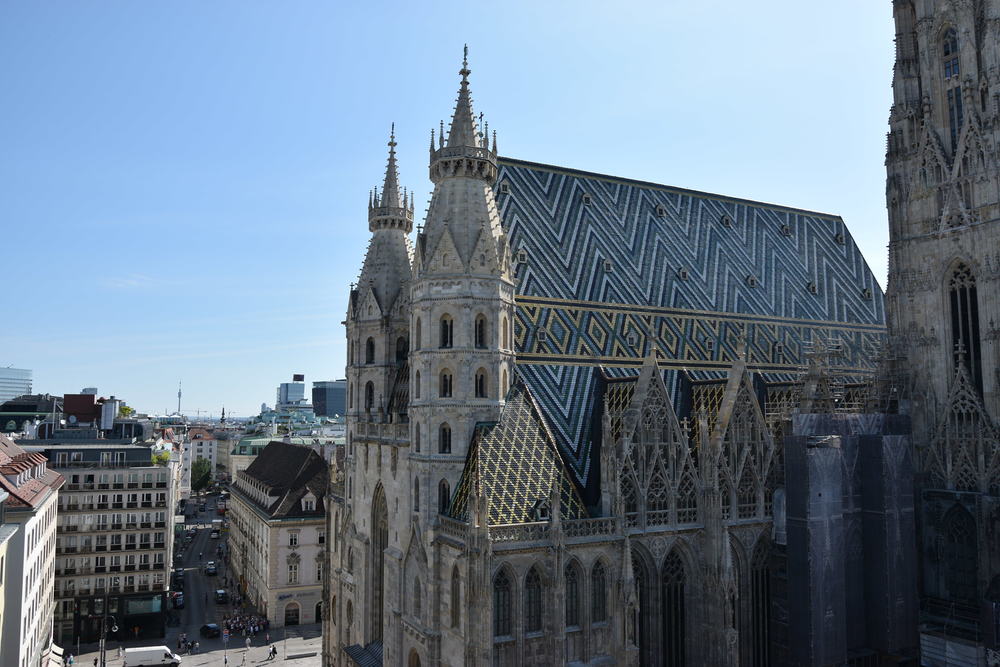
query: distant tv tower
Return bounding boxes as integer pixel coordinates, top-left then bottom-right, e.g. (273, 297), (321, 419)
(177, 381), (182, 415)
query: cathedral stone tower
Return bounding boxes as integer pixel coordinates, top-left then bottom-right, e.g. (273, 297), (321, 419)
(886, 0), (1000, 654)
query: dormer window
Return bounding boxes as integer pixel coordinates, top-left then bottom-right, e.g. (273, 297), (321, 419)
(537, 328), (548, 342)
(517, 249), (527, 264)
(303, 498), (315, 512)
(780, 224), (792, 237)
(581, 193), (592, 205)
(604, 259), (614, 272)
(677, 267), (689, 280)
(862, 287), (873, 300)
(807, 281), (818, 295)
(656, 205), (666, 218)
(499, 182), (510, 194)
(834, 232), (845, 245)
(746, 275), (758, 288)
(720, 214), (733, 228)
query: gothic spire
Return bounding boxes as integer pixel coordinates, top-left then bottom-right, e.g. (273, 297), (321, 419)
(379, 123), (402, 208)
(446, 45), (481, 149)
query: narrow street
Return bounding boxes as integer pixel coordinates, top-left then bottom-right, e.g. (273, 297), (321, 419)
(69, 494), (322, 666)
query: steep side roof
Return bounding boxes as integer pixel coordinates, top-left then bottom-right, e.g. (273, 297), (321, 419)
(495, 158), (886, 484)
(450, 382), (587, 525)
(243, 441), (328, 518)
(0, 434), (63, 509)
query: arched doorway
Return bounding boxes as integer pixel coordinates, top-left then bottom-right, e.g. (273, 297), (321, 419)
(408, 649), (421, 667)
(372, 485), (388, 641)
(284, 601), (300, 626)
(315, 601), (322, 623)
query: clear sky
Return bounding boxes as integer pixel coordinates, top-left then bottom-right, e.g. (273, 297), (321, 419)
(0, 1), (895, 418)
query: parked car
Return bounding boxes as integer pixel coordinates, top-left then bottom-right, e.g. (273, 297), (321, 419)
(123, 646), (182, 666)
(200, 623), (221, 638)
(210, 530), (220, 539)
(205, 562), (218, 576)
(172, 592), (184, 609)
(215, 589), (228, 603)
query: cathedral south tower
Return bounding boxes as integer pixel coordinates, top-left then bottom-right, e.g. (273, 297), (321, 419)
(886, 0), (1000, 654)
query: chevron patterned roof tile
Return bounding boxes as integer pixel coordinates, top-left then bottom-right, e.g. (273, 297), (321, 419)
(495, 158), (886, 484)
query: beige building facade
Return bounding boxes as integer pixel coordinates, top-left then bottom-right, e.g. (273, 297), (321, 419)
(229, 441), (328, 627)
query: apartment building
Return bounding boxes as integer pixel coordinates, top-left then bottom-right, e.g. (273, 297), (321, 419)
(228, 441), (327, 627)
(23, 441), (176, 645)
(0, 435), (63, 667)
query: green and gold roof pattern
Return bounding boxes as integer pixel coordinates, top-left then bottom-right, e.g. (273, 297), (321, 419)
(450, 382), (588, 525)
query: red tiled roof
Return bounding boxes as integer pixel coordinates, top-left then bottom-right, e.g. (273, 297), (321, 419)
(0, 435), (64, 509)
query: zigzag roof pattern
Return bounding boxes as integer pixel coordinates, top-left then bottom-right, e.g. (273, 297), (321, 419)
(494, 158), (886, 485)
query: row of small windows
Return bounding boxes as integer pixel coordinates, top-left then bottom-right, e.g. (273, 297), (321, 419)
(410, 477), (452, 514)
(412, 368), (503, 400)
(412, 422), (453, 454)
(413, 314), (510, 351)
(493, 562), (608, 637)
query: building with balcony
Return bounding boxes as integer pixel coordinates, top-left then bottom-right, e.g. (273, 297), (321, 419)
(0, 435), (63, 667)
(18, 440), (176, 645)
(228, 441), (327, 627)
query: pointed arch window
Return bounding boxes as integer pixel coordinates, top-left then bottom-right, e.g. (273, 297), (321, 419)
(413, 477), (419, 512)
(413, 577), (422, 617)
(943, 29), (963, 150)
(949, 263), (982, 394)
(364, 382), (374, 413)
(414, 424), (421, 452)
(438, 479), (450, 514)
(475, 369), (487, 398)
(662, 551), (686, 666)
(365, 338), (375, 364)
(748, 540), (771, 667)
(591, 561), (607, 622)
(450, 566), (461, 629)
(371, 487), (388, 641)
(475, 314), (487, 349)
(414, 371), (421, 399)
(439, 315), (454, 348)
(439, 370), (453, 398)
(493, 570), (512, 637)
(525, 567), (543, 633)
(415, 318), (422, 350)
(396, 337), (408, 363)
(501, 369), (509, 398)
(439, 423), (452, 454)
(565, 563), (580, 627)
(502, 316), (509, 350)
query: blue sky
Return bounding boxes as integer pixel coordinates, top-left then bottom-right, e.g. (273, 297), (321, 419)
(0, 2), (895, 417)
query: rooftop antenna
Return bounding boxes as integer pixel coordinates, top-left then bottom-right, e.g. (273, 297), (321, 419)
(177, 381), (182, 415)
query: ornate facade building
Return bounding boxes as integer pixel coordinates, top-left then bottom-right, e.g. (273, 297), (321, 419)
(885, 0), (1000, 661)
(322, 42), (923, 666)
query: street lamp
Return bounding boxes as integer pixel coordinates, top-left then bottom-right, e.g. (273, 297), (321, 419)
(99, 576), (120, 667)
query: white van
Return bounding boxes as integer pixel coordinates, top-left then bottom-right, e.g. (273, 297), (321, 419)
(123, 646), (182, 666)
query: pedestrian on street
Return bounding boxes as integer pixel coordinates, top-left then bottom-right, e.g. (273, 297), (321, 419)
(93, 657), (98, 667)
(245, 637), (251, 650)
(67, 654), (74, 666)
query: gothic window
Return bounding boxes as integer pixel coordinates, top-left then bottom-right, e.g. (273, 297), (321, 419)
(396, 337), (408, 363)
(440, 315), (454, 348)
(364, 382), (374, 413)
(365, 338), (375, 364)
(565, 562), (581, 627)
(439, 423), (452, 454)
(475, 315), (487, 349)
(414, 425), (421, 452)
(439, 370), (453, 398)
(413, 578), (422, 617)
(662, 550), (685, 667)
(622, 474), (638, 515)
(493, 569), (512, 637)
(414, 371), (421, 399)
(502, 316), (509, 350)
(475, 369), (487, 398)
(451, 566), (461, 629)
(413, 477), (420, 512)
(415, 318), (422, 350)
(501, 369), (508, 397)
(749, 540), (771, 667)
(348, 383), (353, 409)
(943, 28), (959, 78)
(944, 506), (979, 602)
(438, 479), (450, 514)
(371, 486), (388, 641)
(949, 264), (982, 394)
(591, 561), (607, 622)
(632, 551), (651, 664)
(525, 567), (543, 633)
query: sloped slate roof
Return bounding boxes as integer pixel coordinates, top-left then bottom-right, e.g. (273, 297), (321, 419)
(243, 441), (328, 518)
(450, 382), (587, 525)
(495, 158), (886, 485)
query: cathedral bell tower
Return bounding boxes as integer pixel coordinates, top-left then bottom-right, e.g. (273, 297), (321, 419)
(886, 0), (1000, 651)
(407, 46), (516, 527)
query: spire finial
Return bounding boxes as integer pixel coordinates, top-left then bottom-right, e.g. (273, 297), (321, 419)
(462, 44), (469, 76)
(446, 45), (480, 148)
(379, 124), (401, 208)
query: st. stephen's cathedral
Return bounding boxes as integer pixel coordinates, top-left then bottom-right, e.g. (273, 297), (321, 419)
(323, 2), (1000, 664)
